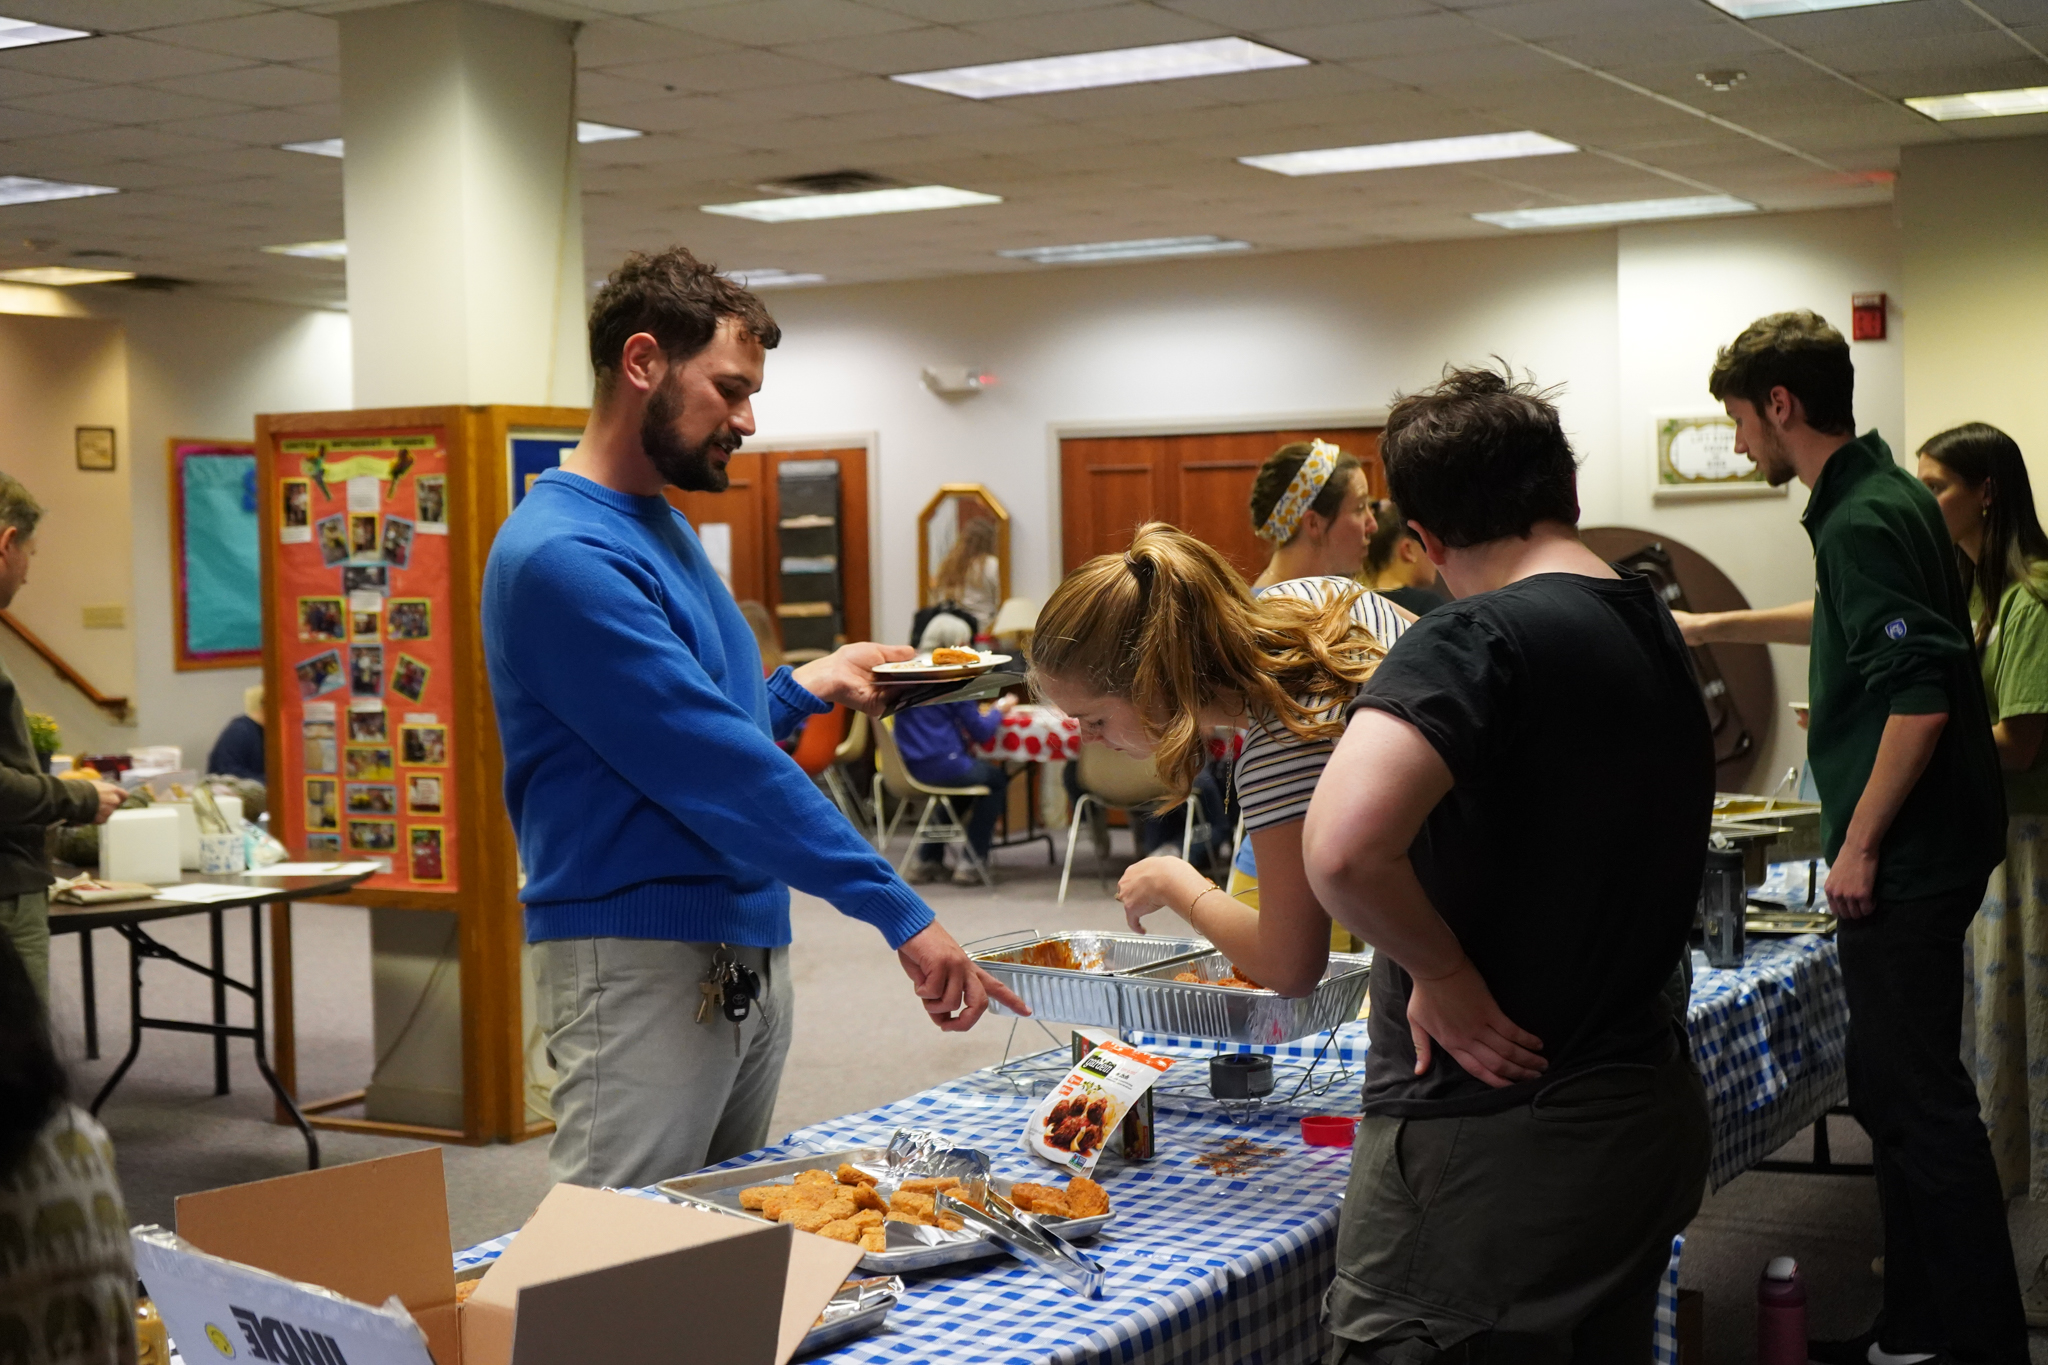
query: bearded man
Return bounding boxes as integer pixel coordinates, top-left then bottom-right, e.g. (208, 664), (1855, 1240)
(482, 248), (1024, 1189)
(1676, 311), (2020, 1362)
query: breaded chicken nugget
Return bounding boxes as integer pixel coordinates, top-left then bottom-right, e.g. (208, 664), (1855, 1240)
(836, 1163), (877, 1186)
(850, 1208), (885, 1229)
(794, 1169), (837, 1188)
(817, 1196), (858, 1222)
(1008, 1182), (1061, 1213)
(816, 1219), (862, 1243)
(934, 1215), (965, 1232)
(858, 1228), (888, 1254)
(1031, 1193), (1073, 1220)
(850, 1183), (887, 1213)
(884, 1211), (929, 1227)
(888, 1191), (936, 1218)
(1066, 1177), (1110, 1218)
(738, 1184), (783, 1210)
(899, 1176), (959, 1193)
(783, 1206), (836, 1232)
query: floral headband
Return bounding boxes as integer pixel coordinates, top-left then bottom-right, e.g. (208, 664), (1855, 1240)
(1256, 439), (1340, 544)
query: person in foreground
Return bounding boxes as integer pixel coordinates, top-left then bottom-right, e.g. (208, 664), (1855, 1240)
(1301, 366), (1713, 1357)
(1678, 314), (2020, 1362)
(1032, 522), (1402, 997)
(0, 936), (136, 1365)
(482, 247), (1025, 1191)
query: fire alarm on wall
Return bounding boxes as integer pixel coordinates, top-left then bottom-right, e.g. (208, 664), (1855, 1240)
(1851, 293), (1887, 341)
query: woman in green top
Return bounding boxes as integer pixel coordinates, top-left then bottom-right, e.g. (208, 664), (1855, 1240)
(1917, 423), (2048, 1222)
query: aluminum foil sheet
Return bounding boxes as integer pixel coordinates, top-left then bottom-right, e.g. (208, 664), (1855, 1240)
(798, 1276), (905, 1357)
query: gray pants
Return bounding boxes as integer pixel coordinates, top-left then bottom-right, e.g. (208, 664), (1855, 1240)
(533, 938), (794, 1190)
(1325, 1041), (1709, 1362)
(0, 889), (49, 1003)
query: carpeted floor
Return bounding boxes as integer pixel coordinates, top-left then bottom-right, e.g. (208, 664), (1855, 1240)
(47, 825), (2048, 1360)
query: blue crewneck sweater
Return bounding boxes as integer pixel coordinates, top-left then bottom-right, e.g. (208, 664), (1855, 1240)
(481, 469), (933, 950)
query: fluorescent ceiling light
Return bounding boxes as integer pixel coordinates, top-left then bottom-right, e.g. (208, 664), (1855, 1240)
(0, 175), (117, 206)
(0, 15), (90, 48)
(262, 239), (346, 260)
(726, 268), (825, 289)
(1474, 195), (1757, 229)
(701, 185), (1000, 223)
(999, 235), (1252, 265)
(893, 36), (1306, 100)
(577, 120), (643, 143)
(0, 265), (132, 285)
(1708, 0), (1909, 13)
(1242, 131), (1577, 177)
(281, 137), (344, 158)
(1906, 86), (2048, 121)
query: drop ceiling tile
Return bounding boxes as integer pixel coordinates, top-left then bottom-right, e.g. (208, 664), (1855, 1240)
(718, 74), (948, 116)
(652, 0), (926, 45)
(0, 105), (98, 140)
(146, 10), (339, 62)
(130, 145), (327, 177)
(1804, 28), (2027, 75)
(158, 104), (342, 145)
(588, 92), (763, 131)
(1170, 60), (1388, 106)
(862, 0), (1127, 20)
(1162, 0), (1438, 26)
(0, 68), (89, 100)
(0, 34), (256, 82)
(605, 48), (852, 93)
(0, 0), (267, 31)
(576, 18), (735, 67)
(1265, 14), (1509, 62)
(1866, 56), (2047, 97)
(573, 69), (676, 110)
(958, 3), (1229, 57)
(1542, 24), (1780, 70)
(1755, 0), (1991, 44)
(1472, 0), (1726, 42)
(776, 25), (1042, 75)
(10, 83), (251, 125)
(1347, 41), (1562, 87)
(14, 123), (242, 162)
(150, 62), (340, 106)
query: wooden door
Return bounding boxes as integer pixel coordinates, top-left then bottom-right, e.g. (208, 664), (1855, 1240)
(1060, 427), (1383, 577)
(666, 446), (871, 648)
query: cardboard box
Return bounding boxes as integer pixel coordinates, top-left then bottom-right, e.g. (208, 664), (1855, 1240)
(168, 1148), (861, 1365)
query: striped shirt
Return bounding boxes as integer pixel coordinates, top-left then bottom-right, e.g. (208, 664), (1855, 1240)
(1233, 578), (1409, 836)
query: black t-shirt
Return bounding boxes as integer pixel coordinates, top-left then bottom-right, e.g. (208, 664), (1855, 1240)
(1348, 570), (1712, 1118)
(1377, 584), (1448, 617)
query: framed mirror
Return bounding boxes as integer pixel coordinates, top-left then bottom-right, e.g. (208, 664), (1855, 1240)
(918, 484), (1009, 634)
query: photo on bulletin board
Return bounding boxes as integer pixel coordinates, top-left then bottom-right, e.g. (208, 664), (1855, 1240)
(409, 826), (446, 882)
(346, 783), (397, 816)
(1654, 415), (1786, 501)
(307, 833), (341, 857)
(349, 818), (397, 852)
(381, 516), (415, 569)
(316, 515), (349, 567)
(305, 779), (338, 832)
(296, 597), (345, 643)
(342, 565), (388, 597)
(407, 773), (443, 815)
(400, 723), (447, 767)
(349, 644), (383, 697)
(171, 438), (262, 670)
(350, 609), (380, 641)
(280, 479), (311, 543)
(295, 650), (343, 699)
(302, 720), (336, 775)
(386, 599), (430, 641)
(349, 513), (381, 560)
(348, 708), (387, 743)
(391, 654), (430, 704)
(344, 745), (393, 781)
(416, 475), (447, 532)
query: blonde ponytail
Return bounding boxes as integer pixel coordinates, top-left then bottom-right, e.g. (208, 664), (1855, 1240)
(1032, 523), (1386, 797)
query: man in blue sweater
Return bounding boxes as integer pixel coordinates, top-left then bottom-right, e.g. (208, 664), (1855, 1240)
(483, 248), (1026, 1189)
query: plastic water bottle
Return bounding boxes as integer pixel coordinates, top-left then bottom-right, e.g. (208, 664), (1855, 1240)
(1757, 1256), (1807, 1364)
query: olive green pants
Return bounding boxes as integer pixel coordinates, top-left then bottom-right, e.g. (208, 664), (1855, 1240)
(0, 889), (50, 1003)
(1325, 1041), (1709, 1362)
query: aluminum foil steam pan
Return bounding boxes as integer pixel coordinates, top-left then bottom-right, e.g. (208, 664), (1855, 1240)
(1119, 951), (1373, 1044)
(970, 930), (1212, 1029)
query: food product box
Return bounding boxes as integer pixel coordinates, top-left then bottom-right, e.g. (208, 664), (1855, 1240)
(156, 1148), (860, 1365)
(1027, 1039), (1174, 1175)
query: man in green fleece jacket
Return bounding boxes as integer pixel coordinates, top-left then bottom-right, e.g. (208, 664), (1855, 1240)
(1678, 312), (2022, 1363)
(0, 473), (127, 1001)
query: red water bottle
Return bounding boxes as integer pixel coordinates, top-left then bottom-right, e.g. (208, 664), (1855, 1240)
(1757, 1255), (1807, 1363)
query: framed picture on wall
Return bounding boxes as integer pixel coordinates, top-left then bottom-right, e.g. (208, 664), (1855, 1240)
(76, 427), (116, 471)
(1653, 415), (1786, 501)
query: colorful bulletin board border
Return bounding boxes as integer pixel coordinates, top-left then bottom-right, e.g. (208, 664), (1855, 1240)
(270, 428), (460, 894)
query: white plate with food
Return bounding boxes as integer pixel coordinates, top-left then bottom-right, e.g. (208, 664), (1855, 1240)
(871, 649), (1011, 683)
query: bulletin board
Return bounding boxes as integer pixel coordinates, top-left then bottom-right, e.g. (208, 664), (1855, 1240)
(268, 428), (458, 893)
(169, 438), (262, 670)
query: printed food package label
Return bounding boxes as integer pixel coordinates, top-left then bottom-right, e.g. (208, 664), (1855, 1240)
(1026, 1039), (1173, 1174)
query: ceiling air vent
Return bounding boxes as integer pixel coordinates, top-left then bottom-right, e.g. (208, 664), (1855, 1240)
(751, 170), (901, 197)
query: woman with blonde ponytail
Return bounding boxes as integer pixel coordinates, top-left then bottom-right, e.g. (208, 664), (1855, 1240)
(1033, 523), (1407, 996)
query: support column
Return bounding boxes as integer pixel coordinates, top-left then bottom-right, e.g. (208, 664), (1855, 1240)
(339, 0), (590, 408)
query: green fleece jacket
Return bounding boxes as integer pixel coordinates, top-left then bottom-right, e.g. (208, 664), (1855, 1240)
(1803, 431), (2005, 900)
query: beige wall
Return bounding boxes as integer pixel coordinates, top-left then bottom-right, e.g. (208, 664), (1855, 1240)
(0, 312), (133, 758)
(1901, 135), (2048, 483)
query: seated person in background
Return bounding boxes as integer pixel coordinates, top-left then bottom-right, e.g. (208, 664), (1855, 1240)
(0, 936), (137, 1365)
(206, 683), (267, 783)
(1033, 522), (1404, 996)
(1303, 366), (1711, 1356)
(930, 517), (1002, 636)
(893, 614), (1015, 885)
(1363, 499), (1449, 616)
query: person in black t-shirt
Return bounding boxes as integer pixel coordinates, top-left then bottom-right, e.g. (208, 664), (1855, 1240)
(1302, 366), (1714, 1358)
(1362, 498), (1449, 616)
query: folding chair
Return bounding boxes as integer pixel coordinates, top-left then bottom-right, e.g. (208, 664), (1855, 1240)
(871, 716), (994, 886)
(1057, 743), (1207, 904)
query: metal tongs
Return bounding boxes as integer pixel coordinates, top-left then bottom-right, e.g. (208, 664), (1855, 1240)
(935, 1188), (1108, 1299)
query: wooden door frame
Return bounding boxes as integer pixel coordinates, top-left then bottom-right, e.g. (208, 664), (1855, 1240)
(1044, 409), (1390, 589)
(744, 430), (881, 647)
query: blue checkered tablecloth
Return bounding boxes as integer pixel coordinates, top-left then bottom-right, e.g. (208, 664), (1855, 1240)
(452, 935), (1842, 1364)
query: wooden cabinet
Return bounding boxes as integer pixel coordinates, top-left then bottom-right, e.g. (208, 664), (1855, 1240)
(1060, 427), (1384, 579)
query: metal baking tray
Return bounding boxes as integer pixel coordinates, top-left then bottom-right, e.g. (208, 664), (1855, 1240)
(655, 1147), (1114, 1274)
(799, 1276), (904, 1358)
(971, 930), (1213, 1028)
(1119, 950), (1373, 1044)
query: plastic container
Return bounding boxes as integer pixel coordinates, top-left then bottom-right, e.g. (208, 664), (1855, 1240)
(102, 806), (181, 886)
(1209, 1053), (1274, 1100)
(1756, 1255), (1807, 1364)
(1301, 1115), (1358, 1147)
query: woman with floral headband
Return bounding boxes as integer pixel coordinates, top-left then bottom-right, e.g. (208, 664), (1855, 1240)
(1033, 493), (1407, 995)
